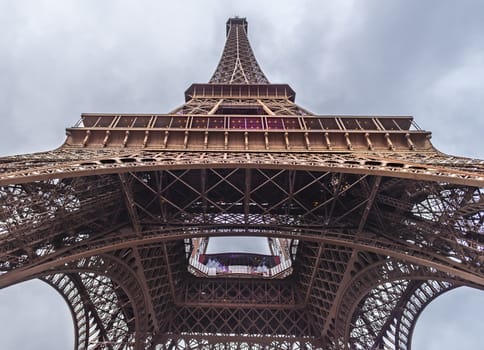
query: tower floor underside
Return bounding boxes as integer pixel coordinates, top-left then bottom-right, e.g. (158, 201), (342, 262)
(1, 162), (483, 349)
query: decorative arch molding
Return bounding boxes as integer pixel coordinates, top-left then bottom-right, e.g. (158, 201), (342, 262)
(37, 252), (154, 350)
(1, 151), (483, 188)
(332, 258), (483, 350)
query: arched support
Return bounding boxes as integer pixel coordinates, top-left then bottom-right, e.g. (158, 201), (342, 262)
(377, 281), (455, 350)
(332, 258), (483, 350)
(38, 252), (154, 350)
(1, 167), (482, 349)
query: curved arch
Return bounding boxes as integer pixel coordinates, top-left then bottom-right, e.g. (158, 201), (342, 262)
(401, 283), (457, 350)
(332, 257), (484, 350)
(1, 151), (482, 187)
(42, 274), (93, 350)
(4, 231), (482, 349)
(2, 224), (482, 289)
(35, 253), (153, 350)
(350, 280), (455, 350)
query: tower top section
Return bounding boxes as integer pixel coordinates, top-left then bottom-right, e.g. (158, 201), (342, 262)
(226, 17), (248, 36)
(209, 17), (269, 84)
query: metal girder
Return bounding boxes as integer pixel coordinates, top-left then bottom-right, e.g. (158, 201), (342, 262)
(1, 151), (484, 187)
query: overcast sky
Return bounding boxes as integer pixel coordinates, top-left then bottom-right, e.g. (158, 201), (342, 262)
(0, 1), (483, 349)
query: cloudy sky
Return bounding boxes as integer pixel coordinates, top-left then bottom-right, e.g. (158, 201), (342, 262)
(0, 0), (483, 349)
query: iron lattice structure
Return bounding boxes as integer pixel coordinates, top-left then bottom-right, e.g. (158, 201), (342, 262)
(1, 17), (483, 350)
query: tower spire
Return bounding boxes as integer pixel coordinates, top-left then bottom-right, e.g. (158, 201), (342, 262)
(209, 17), (269, 84)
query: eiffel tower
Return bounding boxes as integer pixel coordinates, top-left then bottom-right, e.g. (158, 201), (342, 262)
(1, 17), (483, 350)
